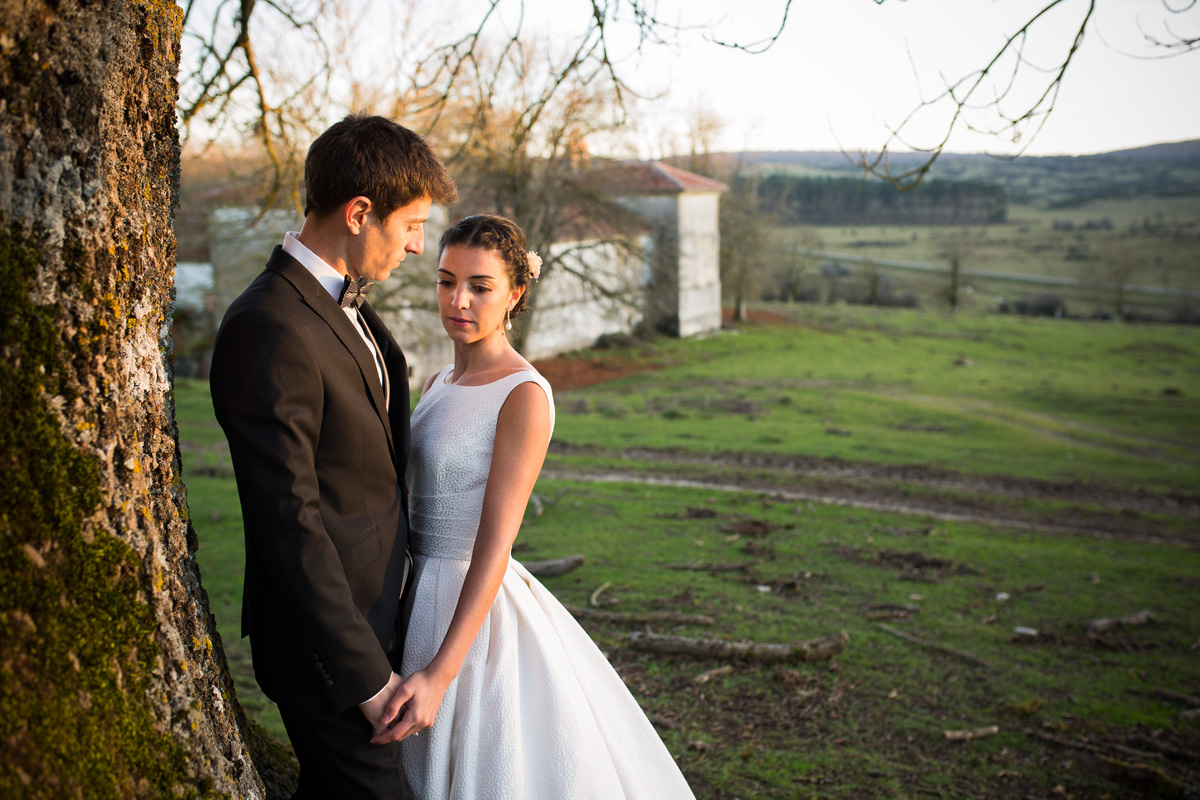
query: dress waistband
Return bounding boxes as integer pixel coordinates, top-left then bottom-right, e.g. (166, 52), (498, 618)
(409, 528), (475, 562)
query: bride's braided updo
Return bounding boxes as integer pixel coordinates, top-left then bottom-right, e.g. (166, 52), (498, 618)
(438, 214), (540, 318)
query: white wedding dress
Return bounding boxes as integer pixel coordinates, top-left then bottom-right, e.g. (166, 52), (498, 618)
(400, 366), (695, 800)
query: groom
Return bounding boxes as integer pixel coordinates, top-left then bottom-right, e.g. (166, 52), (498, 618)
(210, 114), (456, 798)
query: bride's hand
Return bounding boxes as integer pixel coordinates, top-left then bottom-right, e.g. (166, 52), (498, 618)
(372, 668), (450, 744)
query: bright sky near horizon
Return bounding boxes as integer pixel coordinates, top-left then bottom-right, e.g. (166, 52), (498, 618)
(437, 0), (1200, 157)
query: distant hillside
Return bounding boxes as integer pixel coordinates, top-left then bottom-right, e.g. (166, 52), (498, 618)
(704, 141), (1200, 208)
(1099, 140), (1200, 161)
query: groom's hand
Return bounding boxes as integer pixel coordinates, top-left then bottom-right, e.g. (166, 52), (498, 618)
(359, 671), (405, 743)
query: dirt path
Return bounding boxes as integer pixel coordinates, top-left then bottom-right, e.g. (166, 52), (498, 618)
(543, 443), (1200, 548)
(533, 324), (1198, 547)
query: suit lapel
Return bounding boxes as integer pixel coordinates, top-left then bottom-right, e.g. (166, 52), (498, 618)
(266, 248), (396, 456)
(360, 302), (411, 466)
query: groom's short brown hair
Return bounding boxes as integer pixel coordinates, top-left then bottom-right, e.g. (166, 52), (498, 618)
(304, 113), (457, 219)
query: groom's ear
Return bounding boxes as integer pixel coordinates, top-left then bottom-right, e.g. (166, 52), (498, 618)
(344, 196), (372, 235)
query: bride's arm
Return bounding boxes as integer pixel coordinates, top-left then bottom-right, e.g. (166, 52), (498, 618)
(375, 381), (551, 742)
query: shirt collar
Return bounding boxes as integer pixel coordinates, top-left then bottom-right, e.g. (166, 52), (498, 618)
(283, 232), (346, 301)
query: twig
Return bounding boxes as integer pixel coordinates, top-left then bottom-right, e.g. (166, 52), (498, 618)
(520, 553), (585, 577)
(527, 488), (572, 518)
(877, 623), (992, 670)
(1026, 728), (1160, 761)
(664, 559), (763, 572)
(566, 607), (715, 626)
(1126, 733), (1200, 763)
(1154, 687), (1200, 708)
(628, 630), (849, 662)
(527, 493), (544, 517)
(692, 664), (733, 685)
(1086, 609), (1155, 634)
(944, 725), (1000, 741)
(589, 581), (611, 608)
(866, 602), (921, 613)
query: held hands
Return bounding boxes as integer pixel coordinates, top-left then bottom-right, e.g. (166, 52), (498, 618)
(370, 668), (451, 745)
(359, 671), (407, 743)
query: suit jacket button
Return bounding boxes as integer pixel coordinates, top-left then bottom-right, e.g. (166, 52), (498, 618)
(325, 679), (334, 686)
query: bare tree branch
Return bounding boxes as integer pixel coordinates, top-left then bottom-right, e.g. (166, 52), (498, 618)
(851, 0), (1097, 190)
(706, 0), (796, 54)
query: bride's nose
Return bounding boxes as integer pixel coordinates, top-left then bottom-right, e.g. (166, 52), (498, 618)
(452, 286), (469, 308)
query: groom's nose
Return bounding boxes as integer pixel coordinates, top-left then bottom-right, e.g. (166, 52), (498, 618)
(407, 229), (424, 255)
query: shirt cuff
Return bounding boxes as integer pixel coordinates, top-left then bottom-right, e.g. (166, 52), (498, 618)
(359, 679), (390, 707)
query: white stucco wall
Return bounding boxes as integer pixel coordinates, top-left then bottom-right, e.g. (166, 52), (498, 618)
(675, 192), (723, 336)
(618, 191), (722, 336)
(521, 236), (651, 361)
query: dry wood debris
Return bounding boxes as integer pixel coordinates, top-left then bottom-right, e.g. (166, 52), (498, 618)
(628, 630), (849, 662)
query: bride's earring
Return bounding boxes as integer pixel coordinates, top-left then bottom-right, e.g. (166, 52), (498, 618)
(505, 306), (512, 331)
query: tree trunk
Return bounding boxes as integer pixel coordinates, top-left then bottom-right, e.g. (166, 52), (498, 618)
(948, 254), (961, 312)
(734, 294), (748, 322)
(1, 3), (280, 796)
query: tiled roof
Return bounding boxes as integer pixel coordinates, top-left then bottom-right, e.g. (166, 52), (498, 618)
(595, 160), (729, 194)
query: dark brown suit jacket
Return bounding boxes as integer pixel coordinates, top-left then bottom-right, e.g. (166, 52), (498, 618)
(211, 247), (412, 715)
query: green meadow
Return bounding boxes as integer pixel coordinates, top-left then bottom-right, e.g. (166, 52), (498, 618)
(179, 305), (1200, 799)
(773, 196), (1200, 319)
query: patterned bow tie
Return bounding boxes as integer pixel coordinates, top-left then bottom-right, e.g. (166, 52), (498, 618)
(339, 275), (374, 309)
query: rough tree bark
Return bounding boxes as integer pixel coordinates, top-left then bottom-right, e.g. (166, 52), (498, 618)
(0, 2), (289, 797)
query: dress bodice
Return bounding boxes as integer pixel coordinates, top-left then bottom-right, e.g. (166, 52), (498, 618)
(407, 365), (555, 561)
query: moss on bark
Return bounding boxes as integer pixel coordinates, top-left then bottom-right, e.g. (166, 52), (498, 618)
(0, 222), (201, 796)
(0, 1), (274, 796)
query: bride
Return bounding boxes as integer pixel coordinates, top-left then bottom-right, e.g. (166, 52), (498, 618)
(376, 214), (695, 799)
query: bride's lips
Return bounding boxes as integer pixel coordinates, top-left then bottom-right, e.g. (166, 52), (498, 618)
(448, 316), (472, 328)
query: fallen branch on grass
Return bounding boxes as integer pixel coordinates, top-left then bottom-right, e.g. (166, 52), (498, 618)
(521, 554), (585, 577)
(589, 581), (611, 608)
(1126, 732), (1200, 763)
(1026, 728), (1161, 762)
(876, 623), (992, 670)
(527, 488), (571, 517)
(1154, 687), (1200, 709)
(944, 725), (999, 741)
(866, 603), (921, 613)
(1085, 609), (1155, 634)
(692, 664), (733, 685)
(627, 630), (849, 663)
(663, 559), (763, 572)
(566, 607), (715, 626)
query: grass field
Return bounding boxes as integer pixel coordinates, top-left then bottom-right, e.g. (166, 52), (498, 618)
(178, 305), (1200, 799)
(772, 196), (1200, 318)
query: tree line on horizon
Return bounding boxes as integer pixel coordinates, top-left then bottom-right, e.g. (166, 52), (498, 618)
(749, 173), (1008, 227)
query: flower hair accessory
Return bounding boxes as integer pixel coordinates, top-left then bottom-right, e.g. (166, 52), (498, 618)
(526, 250), (542, 281)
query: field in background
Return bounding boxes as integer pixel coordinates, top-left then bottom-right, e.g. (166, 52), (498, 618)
(772, 196), (1200, 318)
(547, 306), (1199, 496)
(177, 306), (1200, 798)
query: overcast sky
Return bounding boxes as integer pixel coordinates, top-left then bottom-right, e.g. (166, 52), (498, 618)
(186, 0), (1200, 157)
(446, 0), (1200, 156)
